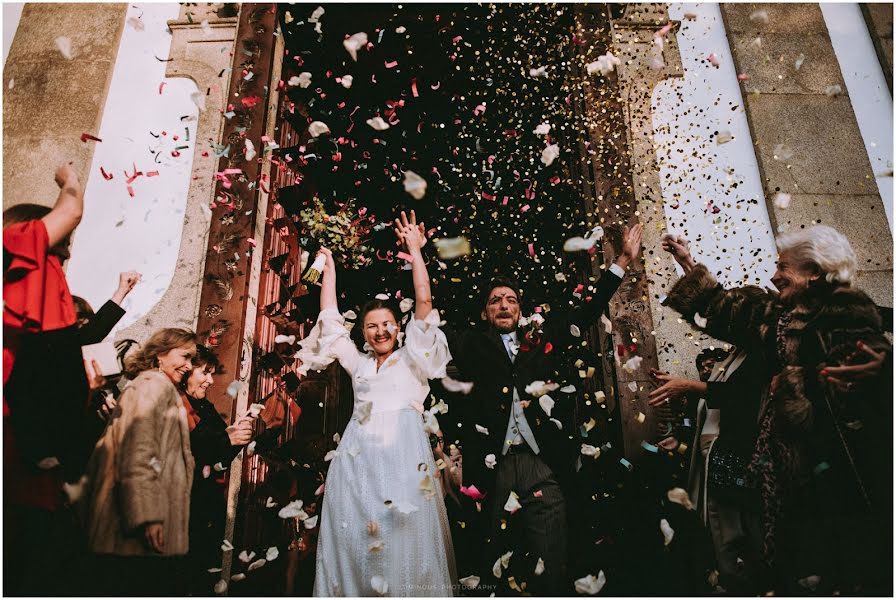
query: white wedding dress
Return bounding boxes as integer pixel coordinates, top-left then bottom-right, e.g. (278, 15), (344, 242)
(299, 307), (457, 597)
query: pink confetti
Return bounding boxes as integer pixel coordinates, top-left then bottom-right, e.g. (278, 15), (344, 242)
(385, 60), (398, 69)
(80, 132), (102, 143)
(528, 243), (535, 257)
(100, 167), (113, 180)
(158, 82), (166, 94)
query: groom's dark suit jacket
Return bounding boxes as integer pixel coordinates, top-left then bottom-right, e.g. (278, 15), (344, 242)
(443, 269), (623, 501)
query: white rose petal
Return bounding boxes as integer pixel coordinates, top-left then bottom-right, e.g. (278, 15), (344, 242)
(369, 540), (385, 552)
(492, 550), (513, 578)
(422, 410), (441, 435)
(402, 170), (427, 200)
(459, 575), (480, 588)
(660, 518), (675, 546)
(773, 192), (792, 209)
(340, 74), (354, 88)
(794, 53), (806, 71)
(549, 418), (563, 429)
(475, 424), (490, 435)
(441, 376), (474, 395)
(278, 499), (305, 519)
(266, 546), (280, 561)
(533, 122), (551, 135)
(308, 121), (330, 138)
(343, 32), (368, 61)
(538, 394), (555, 416)
(55, 36), (74, 59)
(399, 297), (415, 313)
(485, 453), (497, 469)
(563, 236), (596, 252)
(371, 575), (388, 595)
(366, 116), (390, 131)
(569, 324), (581, 337)
(534, 557), (545, 576)
(504, 491), (522, 513)
(541, 143), (560, 166)
(297, 72), (313, 88)
(304, 515), (319, 529)
(529, 65), (547, 78)
(375, 293), (390, 300)
(749, 9), (769, 23)
(525, 380), (559, 397)
(239, 550), (255, 563)
(560, 384), (577, 393)
(586, 51), (621, 76)
(622, 356), (643, 373)
(825, 84), (842, 97)
(274, 334), (296, 345)
(248, 558), (266, 571)
(214, 579), (228, 594)
(716, 130), (733, 145)
(308, 6), (325, 22)
(581, 444), (601, 459)
(575, 571), (606, 595)
(221, 538), (234, 552)
(230, 573), (246, 582)
(149, 457), (162, 474)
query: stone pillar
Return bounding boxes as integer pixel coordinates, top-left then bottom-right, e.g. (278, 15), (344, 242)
(3, 3), (127, 210)
(862, 3), (893, 93)
(608, 4), (685, 457)
(721, 3), (893, 306)
(113, 6), (239, 344)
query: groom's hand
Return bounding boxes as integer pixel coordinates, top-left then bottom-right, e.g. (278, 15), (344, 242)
(615, 223), (643, 270)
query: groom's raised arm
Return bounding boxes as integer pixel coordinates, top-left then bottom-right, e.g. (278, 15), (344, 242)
(568, 223), (642, 328)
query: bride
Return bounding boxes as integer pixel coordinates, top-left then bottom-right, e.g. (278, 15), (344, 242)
(300, 212), (456, 597)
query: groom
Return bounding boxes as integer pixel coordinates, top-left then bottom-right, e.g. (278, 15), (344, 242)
(441, 223), (643, 594)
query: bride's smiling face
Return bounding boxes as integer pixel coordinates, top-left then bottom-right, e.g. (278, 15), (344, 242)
(363, 308), (399, 356)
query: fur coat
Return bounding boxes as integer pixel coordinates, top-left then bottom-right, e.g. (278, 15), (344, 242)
(665, 264), (892, 575)
(84, 370), (195, 556)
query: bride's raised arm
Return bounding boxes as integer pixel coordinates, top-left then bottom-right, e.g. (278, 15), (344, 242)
(393, 210), (433, 320)
(318, 247), (338, 311)
(294, 247), (363, 376)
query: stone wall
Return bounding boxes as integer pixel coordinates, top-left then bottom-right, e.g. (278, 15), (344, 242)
(862, 2), (893, 93)
(721, 2), (893, 306)
(3, 3), (127, 210)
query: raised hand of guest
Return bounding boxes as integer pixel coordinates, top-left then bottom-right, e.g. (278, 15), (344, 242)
(648, 369), (706, 405)
(42, 162), (84, 248)
(111, 271), (142, 305)
(661, 233), (696, 274)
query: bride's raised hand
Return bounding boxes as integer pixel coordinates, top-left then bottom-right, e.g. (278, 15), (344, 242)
(394, 210), (426, 253)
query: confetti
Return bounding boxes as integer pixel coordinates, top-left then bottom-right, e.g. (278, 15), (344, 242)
(575, 571), (606, 595)
(55, 36), (74, 59)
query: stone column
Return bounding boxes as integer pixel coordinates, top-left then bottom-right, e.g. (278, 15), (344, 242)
(3, 3), (127, 210)
(608, 4), (685, 457)
(721, 3), (893, 305)
(113, 5), (239, 343)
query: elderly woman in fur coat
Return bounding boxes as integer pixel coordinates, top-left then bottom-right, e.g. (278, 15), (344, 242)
(82, 328), (197, 596)
(661, 225), (891, 596)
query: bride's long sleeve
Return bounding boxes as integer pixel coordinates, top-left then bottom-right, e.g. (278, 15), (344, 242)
(295, 308), (363, 376)
(403, 308), (452, 380)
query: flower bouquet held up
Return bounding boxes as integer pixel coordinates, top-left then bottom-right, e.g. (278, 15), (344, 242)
(298, 196), (373, 283)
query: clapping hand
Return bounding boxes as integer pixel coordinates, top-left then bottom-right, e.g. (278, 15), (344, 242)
(661, 233), (696, 273)
(393, 210), (427, 253)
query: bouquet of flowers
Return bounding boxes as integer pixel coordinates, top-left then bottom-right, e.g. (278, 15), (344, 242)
(299, 197), (373, 282)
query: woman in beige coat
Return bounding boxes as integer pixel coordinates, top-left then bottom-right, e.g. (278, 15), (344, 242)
(83, 328), (197, 596)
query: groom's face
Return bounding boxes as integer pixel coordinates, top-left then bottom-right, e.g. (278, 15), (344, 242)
(482, 286), (520, 333)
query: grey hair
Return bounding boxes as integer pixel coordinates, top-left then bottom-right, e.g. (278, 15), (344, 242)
(776, 225), (857, 285)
